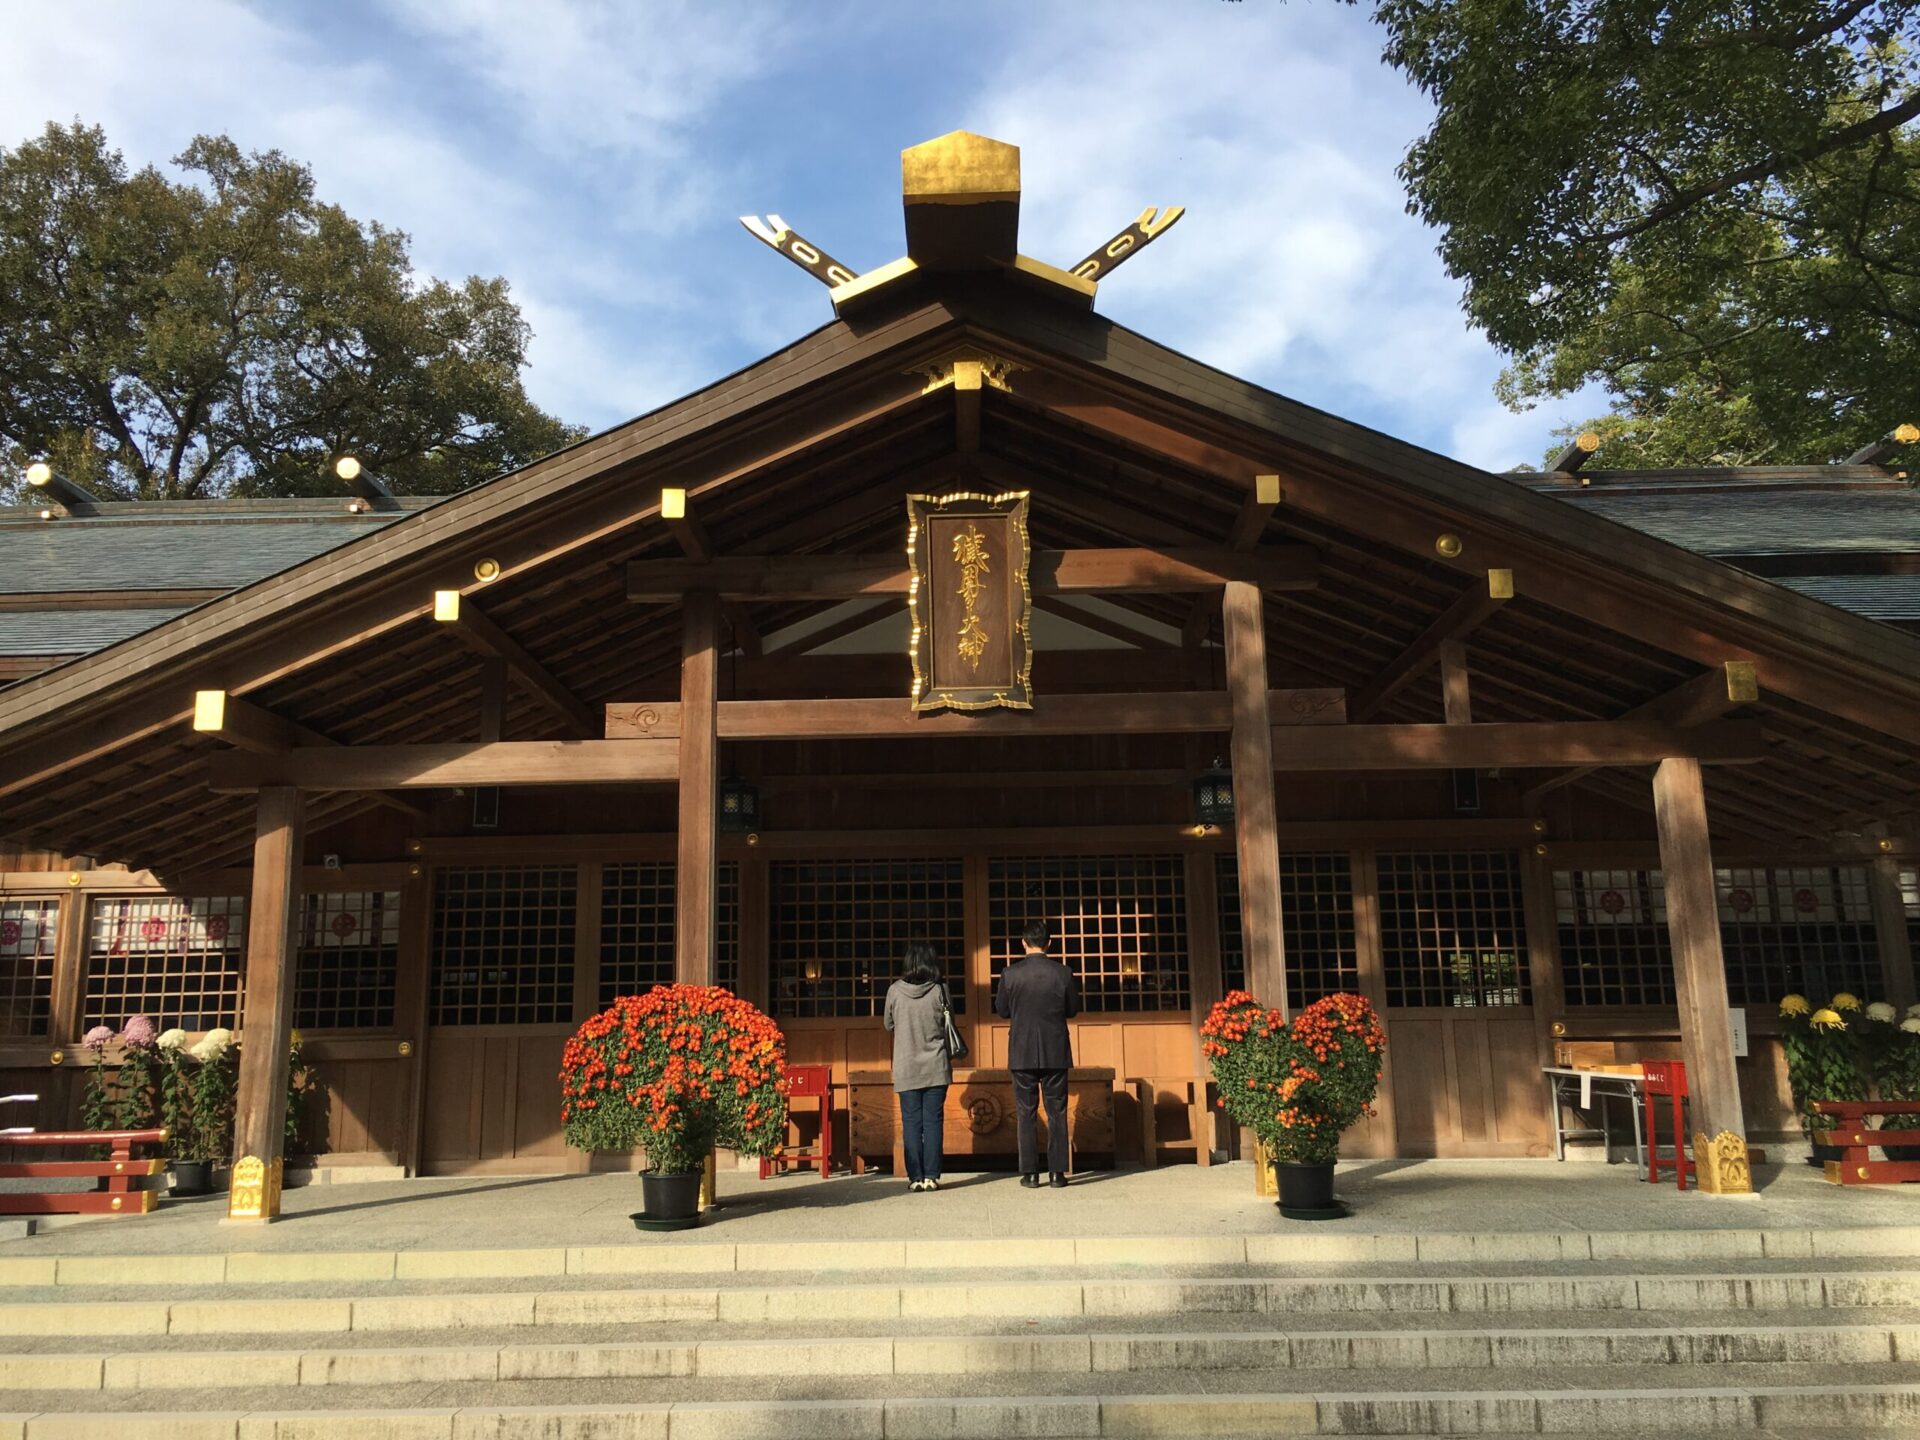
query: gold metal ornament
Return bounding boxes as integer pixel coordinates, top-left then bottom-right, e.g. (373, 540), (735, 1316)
(1435, 533), (1464, 558)
(912, 349), (1022, 394)
(227, 1155), (285, 1220)
(1690, 1130), (1753, 1195)
(473, 558), (503, 583)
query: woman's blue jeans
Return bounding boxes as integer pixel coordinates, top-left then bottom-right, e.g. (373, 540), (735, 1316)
(897, 1085), (948, 1182)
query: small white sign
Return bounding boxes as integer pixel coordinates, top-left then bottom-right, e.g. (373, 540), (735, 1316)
(1729, 1007), (1750, 1058)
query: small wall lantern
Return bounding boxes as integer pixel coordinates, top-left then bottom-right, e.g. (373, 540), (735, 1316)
(719, 773), (760, 834)
(1192, 757), (1234, 829)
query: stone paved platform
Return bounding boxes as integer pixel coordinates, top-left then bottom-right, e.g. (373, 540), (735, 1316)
(6, 1158), (1917, 1256)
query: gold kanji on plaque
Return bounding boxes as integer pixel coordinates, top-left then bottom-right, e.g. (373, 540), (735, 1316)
(907, 491), (1032, 712)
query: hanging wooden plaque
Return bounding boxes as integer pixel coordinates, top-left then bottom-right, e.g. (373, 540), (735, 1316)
(908, 491), (1032, 712)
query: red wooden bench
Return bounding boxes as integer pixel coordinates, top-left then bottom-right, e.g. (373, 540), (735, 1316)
(0, 1128), (170, 1216)
(761, 1065), (834, 1179)
(1812, 1101), (1920, 1186)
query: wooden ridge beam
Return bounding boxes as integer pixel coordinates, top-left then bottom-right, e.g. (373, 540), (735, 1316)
(208, 739), (679, 793)
(433, 592), (598, 737)
(627, 546), (1318, 601)
(655, 648), (1210, 697)
(206, 715), (1760, 793)
(1524, 661), (1760, 806)
(1350, 570), (1514, 721)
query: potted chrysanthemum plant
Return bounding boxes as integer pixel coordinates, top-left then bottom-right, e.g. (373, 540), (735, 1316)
(1779, 992), (1869, 1164)
(178, 1029), (239, 1192)
(1858, 1001), (1920, 1162)
(1203, 991), (1386, 1219)
(560, 985), (788, 1225)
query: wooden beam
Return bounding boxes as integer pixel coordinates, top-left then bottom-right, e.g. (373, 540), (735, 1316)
(661, 487), (764, 658)
(1867, 853), (1919, 1015)
(1183, 473), (1283, 646)
(605, 689), (1348, 740)
(1523, 661), (1759, 806)
(477, 658), (507, 743)
(1652, 755), (1750, 1186)
(229, 786), (303, 1221)
(677, 592), (720, 985)
(1350, 570), (1513, 721)
(1439, 640), (1472, 725)
(726, 648), (1206, 695)
(1268, 719), (1763, 770)
(954, 359), (983, 453)
(1032, 596), (1178, 650)
(626, 546), (1319, 601)
(191, 690), (428, 820)
(1223, 580), (1288, 1017)
(207, 740), (678, 792)
(434, 592), (598, 737)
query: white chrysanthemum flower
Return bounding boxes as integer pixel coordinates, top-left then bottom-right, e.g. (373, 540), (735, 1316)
(156, 1028), (188, 1052)
(1903, 1018), (1920, 1035)
(1867, 1002), (1898, 1023)
(1908, 1003), (1920, 1020)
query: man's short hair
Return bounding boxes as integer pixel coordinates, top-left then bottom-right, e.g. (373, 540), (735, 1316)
(1021, 919), (1052, 951)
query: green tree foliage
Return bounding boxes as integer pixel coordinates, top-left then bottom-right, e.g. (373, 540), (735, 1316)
(1372, 0), (1920, 465)
(0, 122), (580, 502)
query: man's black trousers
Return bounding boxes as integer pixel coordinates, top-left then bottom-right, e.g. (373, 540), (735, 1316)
(1011, 1067), (1070, 1175)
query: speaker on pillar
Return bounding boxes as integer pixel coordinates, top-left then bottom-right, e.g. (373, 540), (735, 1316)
(1451, 767), (1481, 814)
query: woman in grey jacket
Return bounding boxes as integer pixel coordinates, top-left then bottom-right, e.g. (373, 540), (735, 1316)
(883, 943), (953, 1192)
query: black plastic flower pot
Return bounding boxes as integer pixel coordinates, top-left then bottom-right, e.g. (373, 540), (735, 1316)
(169, 1160), (212, 1196)
(1275, 1161), (1347, 1220)
(638, 1171), (703, 1225)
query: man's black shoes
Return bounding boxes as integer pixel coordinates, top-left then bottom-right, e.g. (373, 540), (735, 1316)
(1050, 1172), (1068, 1188)
(1020, 1172), (1041, 1188)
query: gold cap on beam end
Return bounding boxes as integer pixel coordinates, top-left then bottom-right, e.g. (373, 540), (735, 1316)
(1723, 660), (1759, 704)
(432, 590), (461, 623)
(661, 488), (687, 521)
(1895, 423), (1920, 444)
(192, 690), (227, 732)
(25, 461), (52, 486)
(334, 455), (362, 481)
(1255, 474), (1283, 505)
(1488, 568), (1515, 599)
(1576, 431), (1601, 453)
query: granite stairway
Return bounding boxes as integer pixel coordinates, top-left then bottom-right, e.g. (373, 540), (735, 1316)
(0, 1225), (1917, 1437)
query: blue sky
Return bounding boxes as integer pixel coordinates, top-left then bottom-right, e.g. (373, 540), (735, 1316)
(5, 0), (1602, 472)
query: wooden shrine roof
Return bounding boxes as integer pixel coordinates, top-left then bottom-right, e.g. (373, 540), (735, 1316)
(3, 273), (1920, 869)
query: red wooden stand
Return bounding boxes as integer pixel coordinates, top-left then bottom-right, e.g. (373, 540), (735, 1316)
(1641, 1060), (1695, 1190)
(0, 1129), (169, 1216)
(761, 1065), (834, 1179)
(1811, 1100), (1920, 1185)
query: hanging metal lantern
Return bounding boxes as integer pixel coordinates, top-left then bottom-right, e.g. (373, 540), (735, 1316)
(718, 773), (761, 834)
(1192, 757), (1234, 829)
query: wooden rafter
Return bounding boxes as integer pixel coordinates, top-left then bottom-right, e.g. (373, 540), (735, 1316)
(1183, 473), (1283, 646)
(660, 487), (764, 658)
(434, 592), (598, 738)
(190, 689), (427, 819)
(1349, 570), (1514, 722)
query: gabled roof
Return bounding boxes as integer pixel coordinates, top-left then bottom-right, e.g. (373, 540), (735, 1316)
(3, 273), (1920, 868)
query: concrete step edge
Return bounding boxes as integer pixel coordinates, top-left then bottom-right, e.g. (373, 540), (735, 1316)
(2, 1322), (1915, 1391)
(8, 1271), (1920, 1338)
(0, 1383), (1917, 1438)
(8, 1226), (1920, 1286)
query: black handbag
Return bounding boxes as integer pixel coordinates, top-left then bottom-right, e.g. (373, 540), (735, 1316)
(939, 983), (969, 1061)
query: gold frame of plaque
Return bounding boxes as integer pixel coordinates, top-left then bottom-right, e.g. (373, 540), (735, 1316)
(907, 490), (1033, 712)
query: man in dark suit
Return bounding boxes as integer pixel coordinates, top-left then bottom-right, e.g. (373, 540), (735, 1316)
(994, 919), (1081, 1187)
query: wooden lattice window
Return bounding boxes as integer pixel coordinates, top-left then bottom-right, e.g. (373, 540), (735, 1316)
(598, 861), (742, 1003)
(84, 896), (247, 1031)
(1216, 853), (1359, 1006)
(990, 855), (1190, 1013)
(771, 859), (965, 1019)
(1554, 869), (1675, 1007)
(295, 891), (400, 1031)
(1716, 865), (1877, 1005)
(1379, 852), (1529, 1009)
(431, 865), (576, 1026)
(0, 897), (58, 1039)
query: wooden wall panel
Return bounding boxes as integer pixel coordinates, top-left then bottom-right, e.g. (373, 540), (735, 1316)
(1388, 1020), (1447, 1150)
(1486, 1017), (1552, 1151)
(311, 1057), (407, 1160)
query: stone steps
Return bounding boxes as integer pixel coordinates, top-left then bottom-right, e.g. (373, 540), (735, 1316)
(9, 1269), (1920, 1339)
(1, 1227), (1915, 1435)
(0, 1381), (1915, 1437)
(0, 1322), (1914, 1391)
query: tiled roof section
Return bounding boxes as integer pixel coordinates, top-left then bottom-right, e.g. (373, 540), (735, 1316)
(1776, 575), (1920, 621)
(1539, 484), (1920, 555)
(0, 608), (190, 656)
(0, 497), (434, 594)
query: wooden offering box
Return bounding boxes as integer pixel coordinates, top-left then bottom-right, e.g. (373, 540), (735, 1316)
(849, 1067), (1116, 1175)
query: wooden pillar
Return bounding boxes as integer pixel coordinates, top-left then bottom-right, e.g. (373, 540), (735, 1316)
(1348, 848), (1396, 1155)
(1651, 757), (1752, 1194)
(676, 592), (720, 985)
(229, 786), (305, 1221)
(393, 857), (432, 1178)
(1221, 581), (1287, 1016)
(1867, 854), (1917, 1015)
(1438, 640), (1472, 725)
(1519, 843), (1569, 1143)
(49, 881), (88, 1045)
(1183, 849), (1224, 1161)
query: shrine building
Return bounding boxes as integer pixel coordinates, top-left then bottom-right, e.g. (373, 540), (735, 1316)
(3, 132), (1919, 1216)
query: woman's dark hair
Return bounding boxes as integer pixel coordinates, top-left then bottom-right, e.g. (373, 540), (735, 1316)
(1021, 919), (1052, 951)
(902, 942), (941, 985)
